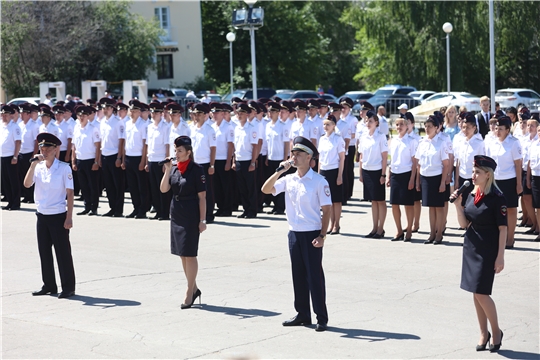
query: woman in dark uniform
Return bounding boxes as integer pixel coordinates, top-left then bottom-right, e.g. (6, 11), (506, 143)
(451, 155), (506, 353)
(160, 136), (207, 309)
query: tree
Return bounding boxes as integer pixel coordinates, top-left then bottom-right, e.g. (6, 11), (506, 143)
(200, 1), (358, 96)
(1, 0), (163, 97)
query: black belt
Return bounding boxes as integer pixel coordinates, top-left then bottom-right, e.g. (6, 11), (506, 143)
(174, 195), (198, 201)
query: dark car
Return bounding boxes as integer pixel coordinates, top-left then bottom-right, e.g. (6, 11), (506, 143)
(229, 88), (276, 101)
(370, 94), (420, 114)
(272, 90), (321, 101)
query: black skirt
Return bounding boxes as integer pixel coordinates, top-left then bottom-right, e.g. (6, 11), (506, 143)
(413, 173), (422, 201)
(170, 196), (200, 257)
(458, 177), (473, 207)
(532, 176), (540, 209)
(320, 168), (343, 203)
(522, 170), (532, 195)
(362, 168), (385, 201)
(496, 177), (518, 208)
(390, 171), (414, 205)
(420, 174), (445, 207)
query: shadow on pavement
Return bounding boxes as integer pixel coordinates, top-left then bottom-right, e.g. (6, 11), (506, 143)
(325, 326), (421, 341)
(497, 349), (540, 359)
(198, 304), (281, 319)
(69, 295), (141, 308)
(213, 221), (270, 228)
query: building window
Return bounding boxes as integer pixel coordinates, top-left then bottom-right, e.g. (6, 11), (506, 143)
(157, 54), (173, 79)
(154, 7), (170, 41)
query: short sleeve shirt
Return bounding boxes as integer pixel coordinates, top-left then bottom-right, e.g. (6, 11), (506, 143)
(190, 121), (217, 164)
(100, 115), (126, 156)
(415, 135), (450, 176)
(318, 132), (345, 170)
(73, 122), (101, 160)
(233, 122), (258, 161)
(273, 168), (332, 231)
(1, 120), (22, 157)
(359, 130), (389, 171)
(33, 159), (74, 215)
(125, 118), (148, 157)
(485, 135), (522, 180)
(19, 120), (39, 154)
(212, 121), (234, 161)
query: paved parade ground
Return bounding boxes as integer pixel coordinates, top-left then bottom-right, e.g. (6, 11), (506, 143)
(2, 185), (539, 359)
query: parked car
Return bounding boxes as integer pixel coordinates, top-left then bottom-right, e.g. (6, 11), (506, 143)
(170, 88), (189, 97)
(495, 88), (540, 109)
(199, 94), (222, 102)
(272, 90), (321, 101)
(321, 93), (338, 102)
(369, 85), (417, 98)
(275, 89), (295, 94)
(408, 91), (436, 104)
(369, 94), (420, 114)
(8, 97), (42, 106)
(228, 88), (276, 101)
(340, 91), (373, 104)
(423, 92), (481, 112)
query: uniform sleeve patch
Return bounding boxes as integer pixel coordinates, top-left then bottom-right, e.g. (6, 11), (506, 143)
(324, 185), (331, 197)
(252, 132), (257, 139)
(201, 174), (206, 183)
(501, 205), (507, 216)
(68, 173), (73, 180)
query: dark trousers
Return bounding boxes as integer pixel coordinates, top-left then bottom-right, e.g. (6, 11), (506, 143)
(256, 154), (266, 210)
(235, 160), (257, 216)
(76, 159), (99, 212)
(288, 230), (328, 324)
(148, 161), (169, 219)
(125, 156), (149, 216)
(101, 154), (125, 215)
(266, 159), (285, 212)
(60, 150), (80, 196)
(200, 163), (215, 222)
(1, 156), (20, 209)
(19, 152), (34, 202)
(36, 212), (76, 292)
(214, 159), (232, 214)
(345, 146), (356, 199)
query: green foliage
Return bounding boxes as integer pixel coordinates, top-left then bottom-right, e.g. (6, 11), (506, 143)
(1, 0), (163, 97)
(343, 1), (540, 95)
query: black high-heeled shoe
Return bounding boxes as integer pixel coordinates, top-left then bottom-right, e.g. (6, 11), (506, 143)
(476, 332), (491, 351)
(391, 233), (404, 241)
(489, 331), (503, 352)
(364, 231), (376, 238)
(424, 238), (435, 244)
(372, 230), (385, 239)
(330, 227), (340, 235)
(181, 289), (202, 309)
(192, 289), (202, 305)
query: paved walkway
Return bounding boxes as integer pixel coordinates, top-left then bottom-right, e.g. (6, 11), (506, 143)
(2, 185), (538, 359)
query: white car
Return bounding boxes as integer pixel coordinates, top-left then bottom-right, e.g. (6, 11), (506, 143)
(423, 92), (481, 112)
(495, 88), (540, 109)
(7, 97), (41, 106)
(408, 91), (435, 104)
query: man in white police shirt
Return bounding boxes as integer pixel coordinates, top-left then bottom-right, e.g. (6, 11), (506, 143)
(24, 133), (76, 299)
(262, 136), (332, 332)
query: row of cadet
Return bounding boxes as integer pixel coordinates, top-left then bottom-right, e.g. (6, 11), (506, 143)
(2, 95), (540, 248)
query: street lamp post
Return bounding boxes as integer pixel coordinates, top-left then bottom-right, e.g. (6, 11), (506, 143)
(442, 22), (453, 95)
(226, 32), (236, 95)
(244, 0), (258, 100)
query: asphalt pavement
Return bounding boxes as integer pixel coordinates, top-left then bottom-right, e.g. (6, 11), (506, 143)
(2, 184), (539, 359)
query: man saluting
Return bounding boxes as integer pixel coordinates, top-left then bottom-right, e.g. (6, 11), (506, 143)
(262, 136), (331, 332)
(24, 133), (76, 299)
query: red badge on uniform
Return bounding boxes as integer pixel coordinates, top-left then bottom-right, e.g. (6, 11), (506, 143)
(324, 185), (331, 197)
(501, 205), (507, 216)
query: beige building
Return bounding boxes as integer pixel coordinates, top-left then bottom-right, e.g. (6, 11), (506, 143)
(129, 0), (204, 90)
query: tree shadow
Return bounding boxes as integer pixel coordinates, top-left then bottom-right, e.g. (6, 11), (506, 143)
(213, 221), (270, 228)
(69, 294), (141, 308)
(198, 304), (281, 319)
(323, 325), (421, 341)
(497, 349), (540, 359)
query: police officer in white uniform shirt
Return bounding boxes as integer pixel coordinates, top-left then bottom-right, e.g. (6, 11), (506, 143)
(262, 136), (332, 332)
(290, 100), (317, 149)
(52, 105), (74, 163)
(1, 104), (22, 210)
(167, 103), (190, 157)
(72, 106), (101, 216)
(24, 132), (76, 299)
(38, 105), (61, 140)
(339, 97), (358, 202)
(307, 99), (324, 141)
(377, 105), (390, 138)
(190, 103), (217, 223)
(146, 102), (170, 221)
(232, 103), (259, 218)
(265, 101), (290, 215)
(122, 100), (149, 219)
(17, 104), (39, 203)
(210, 102), (234, 217)
(98, 101), (126, 217)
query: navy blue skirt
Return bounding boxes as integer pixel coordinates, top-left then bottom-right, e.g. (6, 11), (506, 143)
(421, 174), (445, 207)
(362, 168), (386, 201)
(390, 171), (414, 205)
(320, 168), (343, 203)
(496, 177), (518, 208)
